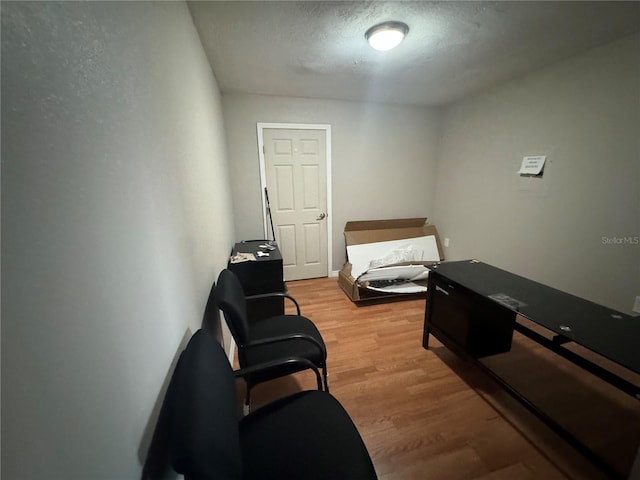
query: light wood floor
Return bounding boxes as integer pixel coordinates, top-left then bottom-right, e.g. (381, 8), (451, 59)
(239, 277), (640, 480)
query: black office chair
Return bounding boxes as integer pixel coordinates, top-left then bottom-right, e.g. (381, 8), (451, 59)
(164, 329), (377, 480)
(213, 269), (328, 410)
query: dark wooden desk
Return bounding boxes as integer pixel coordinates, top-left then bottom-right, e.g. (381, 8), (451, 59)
(228, 241), (285, 322)
(423, 260), (640, 478)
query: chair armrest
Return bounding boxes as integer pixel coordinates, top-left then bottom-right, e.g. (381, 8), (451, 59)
(245, 292), (301, 315)
(243, 333), (326, 361)
(234, 357), (323, 391)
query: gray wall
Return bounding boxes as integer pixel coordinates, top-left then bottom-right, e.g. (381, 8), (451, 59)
(432, 33), (640, 313)
(222, 93), (440, 271)
(1, 2), (235, 479)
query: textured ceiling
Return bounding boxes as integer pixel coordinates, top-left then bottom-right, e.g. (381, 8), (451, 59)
(188, 1), (640, 106)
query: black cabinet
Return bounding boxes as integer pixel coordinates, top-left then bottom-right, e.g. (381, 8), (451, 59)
(227, 241), (285, 322)
(424, 271), (515, 358)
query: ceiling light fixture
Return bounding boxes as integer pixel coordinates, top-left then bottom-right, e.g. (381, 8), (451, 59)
(365, 21), (409, 51)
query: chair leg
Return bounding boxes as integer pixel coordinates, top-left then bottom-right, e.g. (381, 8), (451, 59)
(243, 386), (251, 415)
(322, 365), (329, 392)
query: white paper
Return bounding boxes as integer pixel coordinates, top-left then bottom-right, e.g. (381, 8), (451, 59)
(518, 155), (546, 175)
(357, 264), (429, 283)
(347, 235), (440, 279)
(366, 282), (428, 294)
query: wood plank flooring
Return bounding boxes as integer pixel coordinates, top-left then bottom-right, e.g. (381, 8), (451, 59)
(238, 277), (639, 480)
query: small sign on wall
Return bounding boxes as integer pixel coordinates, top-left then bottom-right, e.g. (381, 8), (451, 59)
(518, 155), (546, 176)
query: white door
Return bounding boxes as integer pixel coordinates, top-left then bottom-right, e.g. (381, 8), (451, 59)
(262, 127), (328, 281)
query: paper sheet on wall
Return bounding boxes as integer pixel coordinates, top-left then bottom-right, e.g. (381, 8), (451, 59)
(518, 155), (546, 175)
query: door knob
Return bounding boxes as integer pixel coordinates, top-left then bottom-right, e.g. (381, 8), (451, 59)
(316, 212), (327, 221)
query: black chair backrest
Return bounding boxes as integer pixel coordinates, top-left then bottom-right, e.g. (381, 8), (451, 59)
(213, 269), (251, 345)
(168, 329), (242, 480)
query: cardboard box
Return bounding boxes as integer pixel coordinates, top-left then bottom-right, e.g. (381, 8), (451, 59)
(338, 218), (445, 303)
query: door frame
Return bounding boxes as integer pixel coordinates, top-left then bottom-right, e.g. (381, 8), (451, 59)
(257, 122), (333, 278)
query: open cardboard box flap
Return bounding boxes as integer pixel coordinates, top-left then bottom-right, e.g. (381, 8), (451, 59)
(344, 218), (442, 247)
(338, 218), (445, 302)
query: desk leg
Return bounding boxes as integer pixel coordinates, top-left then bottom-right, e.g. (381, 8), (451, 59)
(422, 290), (433, 349)
(422, 324), (431, 349)
(630, 446), (640, 480)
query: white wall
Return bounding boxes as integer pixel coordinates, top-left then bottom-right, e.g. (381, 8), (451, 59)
(222, 93), (440, 271)
(1, 2), (235, 479)
(433, 33), (640, 313)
